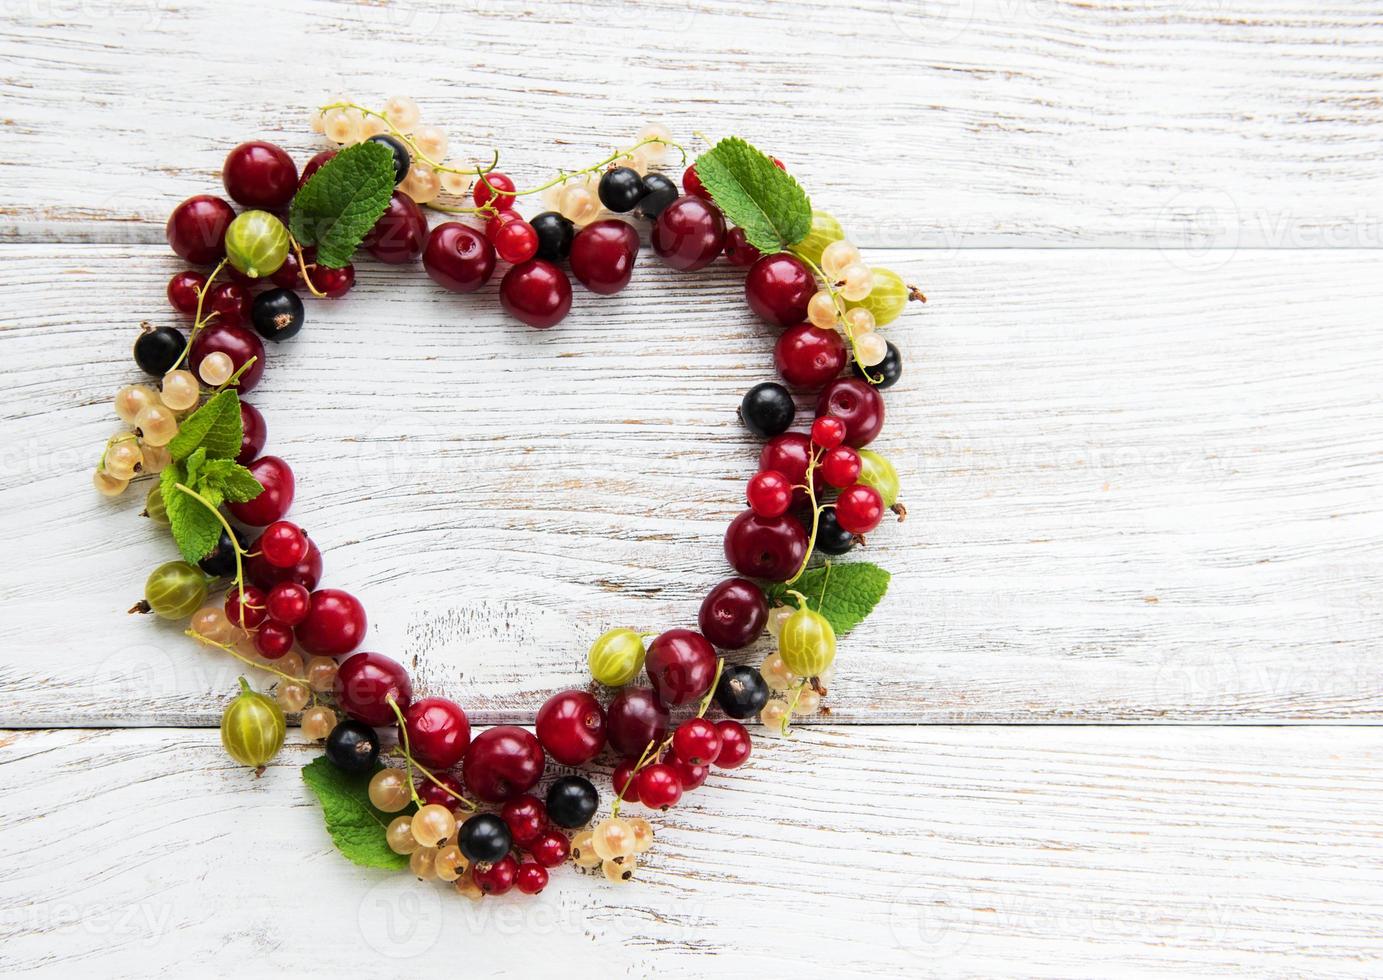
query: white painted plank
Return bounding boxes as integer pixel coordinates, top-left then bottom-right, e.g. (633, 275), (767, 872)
(1, 726), (1381, 978)
(1, 0), (1382, 247)
(2, 245), (1381, 724)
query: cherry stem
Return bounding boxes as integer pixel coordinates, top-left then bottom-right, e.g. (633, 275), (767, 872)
(287, 234), (327, 299)
(172, 259), (226, 371)
(384, 694), (476, 812)
(172, 481), (249, 626)
(785, 449), (825, 587)
(186, 629), (308, 686)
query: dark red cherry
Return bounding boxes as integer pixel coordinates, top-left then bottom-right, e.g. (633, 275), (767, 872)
(651, 196), (726, 272)
(723, 226), (763, 267)
(166, 195), (235, 264)
(760, 432), (823, 506)
(236, 400), (266, 465)
(314, 263), (355, 298)
(682, 165), (710, 200)
(645, 629), (717, 706)
(403, 696), (471, 769)
(334, 652), (411, 726)
(416, 771), (467, 812)
(423, 222), (495, 293)
(713, 720), (752, 768)
(364, 191), (428, 263)
(188, 322), (265, 392)
(745, 253), (813, 327)
(222, 141), (298, 208)
(816, 377), (885, 447)
(535, 690), (606, 766)
(463, 726), (545, 803)
(226, 454), (294, 526)
(205, 281), (251, 326)
(569, 219), (640, 294)
(500, 794), (548, 848)
(298, 149), (337, 189)
(606, 687), (670, 758)
(294, 588), (367, 656)
(499, 259), (572, 329)
(167, 271), (206, 316)
(724, 510), (808, 582)
(697, 577), (768, 650)
(612, 758), (642, 804)
(775, 323), (847, 389)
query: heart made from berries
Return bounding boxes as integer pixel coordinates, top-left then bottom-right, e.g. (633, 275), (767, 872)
(105, 98), (919, 896)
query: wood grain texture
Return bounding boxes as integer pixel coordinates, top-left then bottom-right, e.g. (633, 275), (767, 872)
(1, 726), (1381, 978)
(2, 244), (1381, 725)
(2, 0), (1382, 247)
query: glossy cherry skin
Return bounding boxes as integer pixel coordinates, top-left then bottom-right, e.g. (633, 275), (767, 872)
(264, 581), (310, 626)
(473, 854), (518, 895)
(760, 432), (823, 506)
(415, 771), (467, 813)
(463, 726), (545, 803)
(189, 322), (265, 392)
(713, 720), (752, 768)
(606, 687), (670, 758)
(364, 191), (428, 263)
(816, 377), (885, 448)
(167, 271), (206, 316)
(529, 831), (570, 868)
(334, 652), (412, 727)
(775, 323), (846, 389)
(166, 195), (234, 264)
(651, 196), (726, 272)
(673, 717), (723, 766)
(246, 534), (321, 592)
(723, 226), (762, 267)
(612, 758), (642, 804)
(682, 165), (710, 200)
(294, 588), (367, 656)
(206, 282), (251, 326)
(515, 862), (549, 895)
(637, 763), (683, 810)
(569, 219), (640, 294)
(298, 149), (337, 189)
(698, 577), (768, 650)
(724, 510), (808, 582)
(403, 696), (471, 769)
(222, 141), (298, 208)
(745, 253), (813, 327)
(315, 264), (355, 298)
(423, 222), (495, 293)
(500, 794), (548, 848)
(645, 629), (717, 705)
(670, 758), (709, 791)
(535, 690), (606, 766)
(226, 455), (294, 526)
(236, 400), (266, 465)
(500, 259), (572, 329)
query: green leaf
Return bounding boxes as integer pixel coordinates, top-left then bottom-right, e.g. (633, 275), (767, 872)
(167, 389), (243, 462)
(768, 561), (891, 636)
(161, 462), (222, 563)
(692, 137), (812, 255)
(289, 141), (395, 268)
(201, 458), (264, 503)
(301, 757), (411, 870)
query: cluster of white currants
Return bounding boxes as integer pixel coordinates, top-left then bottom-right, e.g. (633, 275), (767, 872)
(312, 95), (457, 204)
(806, 238), (892, 368)
(536, 121), (678, 226)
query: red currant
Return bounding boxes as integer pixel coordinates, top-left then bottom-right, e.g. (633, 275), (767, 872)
(334, 651), (412, 726)
(403, 696), (471, 769)
(189, 322), (265, 392)
(246, 533), (321, 593)
(672, 718), (723, 766)
(697, 577), (768, 650)
(463, 726), (545, 803)
(515, 861), (549, 895)
(637, 763), (683, 810)
(226, 455), (294, 526)
(166, 195), (234, 265)
(816, 378), (885, 447)
(167, 271), (206, 316)
(494, 218), (539, 264)
(473, 171), (516, 210)
(237, 400), (266, 466)
(606, 688), (669, 758)
(682, 164), (709, 199)
(569, 219), (640, 294)
(260, 520), (308, 568)
(612, 759), (642, 804)
(724, 510), (808, 582)
(723, 226), (762, 267)
(222, 141), (298, 208)
(651, 196), (726, 272)
(500, 259), (572, 329)
(294, 588), (367, 656)
(529, 831), (570, 868)
(760, 432), (823, 506)
(713, 720), (752, 768)
(224, 585), (266, 631)
(253, 620), (295, 659)
(484, 209), (522, 240)
(745, 253), (813, 327)
(264, 581), (311, 626)
(836, 484), (885, 534)
(363, 191), (428, 264)
(473, 854), (518, 895)
(774, 323), (846, 389)
(501, 794), (548, 848)
(205, 281), (251, 326)
(423, 222), (495, 293)
(820, 446), (862, 489)
(746, 469), (792, 518)
(811, 416), (846, 450)
(535, 690), (606, 766)
(645, 629), (717, 705)
(669, 758), (708, 791)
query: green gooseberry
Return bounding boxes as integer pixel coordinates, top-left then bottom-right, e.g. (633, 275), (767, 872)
(144, 484), (169, 525)
(143, 560), (208, 620)
(778, 607), (836, 677)
(587, 627), (646, 687)
(221, 677), (286, 768)
(845, 268), (910, 326)
(856, 449), (900, 508)
(791, 211), (844, 267)
(224, 209), (289, 279)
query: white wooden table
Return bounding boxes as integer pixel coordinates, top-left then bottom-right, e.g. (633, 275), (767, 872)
(2, 2), (1382, 976)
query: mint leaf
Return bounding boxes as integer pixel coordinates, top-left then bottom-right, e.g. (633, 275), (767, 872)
(184, 446), (208, 487)
(167, 389), (243, 462)
(693, 137), (812, 255)
(768, 561), (891, 636)
(301, 757), (411, 870)
(201, 458), (264, 503)
(161, 462), (222, 563)
(289, 141), (395, 268)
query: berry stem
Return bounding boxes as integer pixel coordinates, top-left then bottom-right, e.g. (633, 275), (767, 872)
(287, 234), (327, 299)
(493, 136), (689, 199)
(384, 694), (476, 812)
(790, 248), (883, 387)
(172, 481), (248, 624)
(186, 629), (309, 686)
(216, 355), (257, 393)
(315, 102), (499, 179)
(172, 259), (226, 371)
(785, 450), (825, 587)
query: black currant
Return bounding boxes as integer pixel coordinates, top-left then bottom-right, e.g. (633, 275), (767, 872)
(324, 720), (380, 774)
(199, 526), (251, 578)
(852, 341), (902, 390)
(635, 173), (678, 219)
(458, 813), (512, 864)
(598, 167), (645, 213)
(531, 211), (575, 262)
(132, 324), (186, 377)
(815, 506), (856, 555)
(714, 665), (770, 720)
(545, 775), (599, 829)
(740, 382), (795, 438)
(251, 287), (305, 342)
(366, 134), (411, 185)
